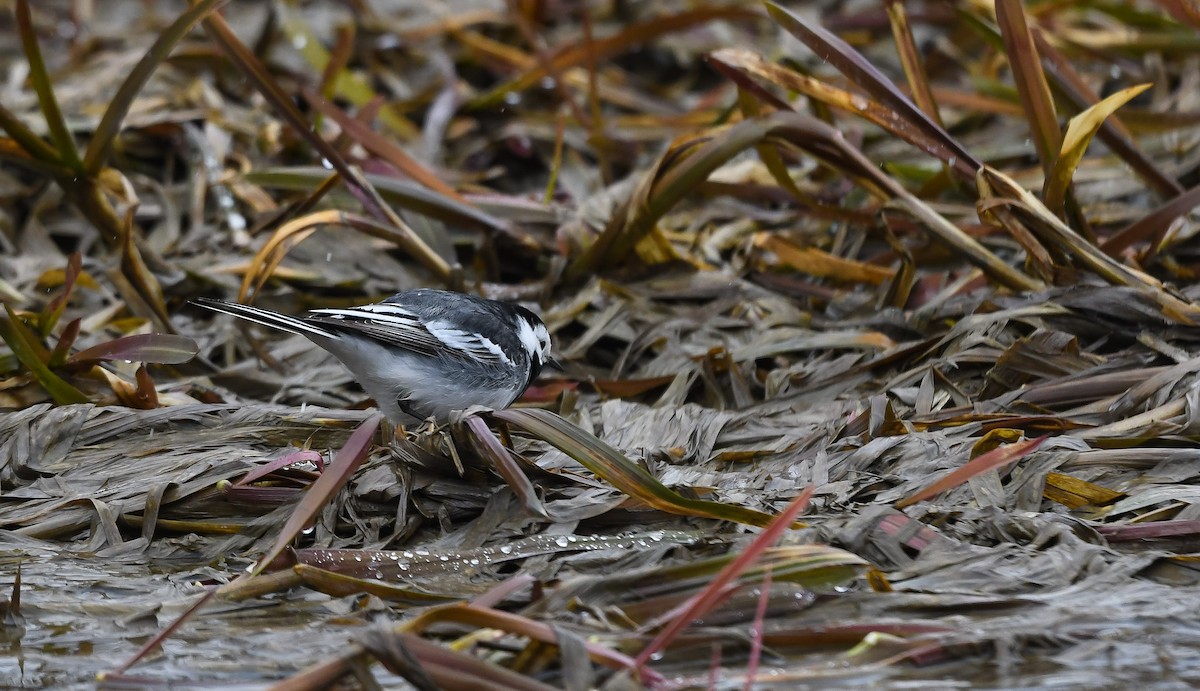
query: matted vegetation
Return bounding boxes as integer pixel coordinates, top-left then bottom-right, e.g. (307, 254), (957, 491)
(2, 0), (1200, 688)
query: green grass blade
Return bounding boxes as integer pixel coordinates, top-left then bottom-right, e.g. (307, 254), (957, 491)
(1044, 84), (1151, 215)
(83, 0), (229, 173)
(0, 102), (63, 165)
(491, 408), (781, 528)
(15, 0), (82, 172)
(0, 305), (88, 405)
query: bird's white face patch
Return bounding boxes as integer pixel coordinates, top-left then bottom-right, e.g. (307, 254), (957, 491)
(533, 322), (552, 362)
(517, 318), (545, 363)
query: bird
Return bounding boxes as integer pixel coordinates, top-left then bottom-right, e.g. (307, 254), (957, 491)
(193, 288), (559, 424)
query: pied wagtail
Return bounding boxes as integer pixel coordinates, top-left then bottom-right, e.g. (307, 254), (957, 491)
(194, 289), (559, 423)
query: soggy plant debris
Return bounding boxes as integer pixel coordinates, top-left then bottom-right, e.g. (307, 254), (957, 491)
(3, 0), (1200, 688)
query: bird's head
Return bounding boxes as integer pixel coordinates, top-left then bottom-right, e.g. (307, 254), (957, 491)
(515, 309), (561, 374)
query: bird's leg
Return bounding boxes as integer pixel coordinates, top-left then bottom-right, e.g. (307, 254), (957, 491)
(395, 395), (427, 423)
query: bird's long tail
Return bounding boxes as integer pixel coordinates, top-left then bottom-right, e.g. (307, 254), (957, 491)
(192, 298), (337, 339)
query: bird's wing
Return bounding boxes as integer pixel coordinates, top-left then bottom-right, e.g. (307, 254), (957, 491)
(305, 304), (514, 366)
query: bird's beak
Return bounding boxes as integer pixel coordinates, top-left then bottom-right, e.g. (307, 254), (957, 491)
(545, 356), (564, 372)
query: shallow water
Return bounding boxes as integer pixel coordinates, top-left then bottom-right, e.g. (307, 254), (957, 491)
(3, 543), (1199, 690)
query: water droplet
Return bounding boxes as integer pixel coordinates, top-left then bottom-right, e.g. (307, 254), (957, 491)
(500, 545), (513, 555)
(554, 536), (570, 547)
(376, 35), (402, 50)
(503, 92), (522, 107)
(291, 35), (307, 50)
(850, 94), (868, 110)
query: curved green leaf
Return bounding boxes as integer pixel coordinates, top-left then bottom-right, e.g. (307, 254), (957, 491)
(1044, 83), (1152, 215)
(0, 305), (88, 405)
(491, 408), (781, 528)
